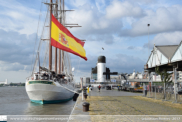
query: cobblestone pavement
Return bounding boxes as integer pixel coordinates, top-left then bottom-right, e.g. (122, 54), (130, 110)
(85, 96), (182, 122)
(70, 89), (182, 122)
(86, 89), (182, 121)
(86, 96), (182, 115)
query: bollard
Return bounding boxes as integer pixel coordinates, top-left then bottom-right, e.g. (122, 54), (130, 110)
(82, 102), (90, 112)
(83, 93), (88, 99)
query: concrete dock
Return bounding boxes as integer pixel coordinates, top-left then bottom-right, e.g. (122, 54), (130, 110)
(69, 88), (182, 122)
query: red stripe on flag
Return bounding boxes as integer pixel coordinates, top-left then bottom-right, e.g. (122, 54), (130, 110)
(51, 14), (85, 47)
(51, 38), (87, 61)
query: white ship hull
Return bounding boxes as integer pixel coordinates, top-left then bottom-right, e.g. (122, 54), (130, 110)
(25, 80), (74, 104)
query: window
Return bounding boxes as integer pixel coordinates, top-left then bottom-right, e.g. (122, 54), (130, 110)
(92, 73), (97, 80)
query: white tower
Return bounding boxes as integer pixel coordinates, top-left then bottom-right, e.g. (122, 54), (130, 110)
(97, 56), (106, 82)
(5, 79), (8, 84)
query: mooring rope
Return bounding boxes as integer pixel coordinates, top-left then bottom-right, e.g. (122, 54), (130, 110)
(67, 93), (80, 122)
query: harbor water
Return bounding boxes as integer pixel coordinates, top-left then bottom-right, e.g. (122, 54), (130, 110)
(0, 87), (76, 115)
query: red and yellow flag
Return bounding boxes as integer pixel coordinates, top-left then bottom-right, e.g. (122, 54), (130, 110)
(51, 14), (87, 61)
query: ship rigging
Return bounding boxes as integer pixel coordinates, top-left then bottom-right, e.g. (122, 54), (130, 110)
(26, 0), (86, 104)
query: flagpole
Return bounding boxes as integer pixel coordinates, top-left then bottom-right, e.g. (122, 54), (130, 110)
(49, 0), (52, 71)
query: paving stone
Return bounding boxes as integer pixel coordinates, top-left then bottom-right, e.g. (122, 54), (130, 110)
(70, 88), (182, 122)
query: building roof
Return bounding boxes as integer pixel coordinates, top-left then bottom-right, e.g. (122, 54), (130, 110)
(156, 45), (178, 59)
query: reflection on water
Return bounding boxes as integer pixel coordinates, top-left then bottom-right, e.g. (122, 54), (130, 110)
(25, 99), (75, 115)
(0, 87), (76, 115)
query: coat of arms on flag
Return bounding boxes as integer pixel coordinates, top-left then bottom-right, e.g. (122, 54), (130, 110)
(59, 33), (69, 47)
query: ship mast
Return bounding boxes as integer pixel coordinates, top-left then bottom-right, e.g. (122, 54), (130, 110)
(49, 0), (52, 71)
(61, 0), (65, 74)
(49, 0), (63, 74)
(58, 0), (62, 74)
(54, 0), (58, 74)
(49, 0), (82, 75)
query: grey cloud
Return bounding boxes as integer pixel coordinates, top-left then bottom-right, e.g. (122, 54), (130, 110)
(129, 0), (157, 4)
(106, 0), (146, 19)
(127, 46), (135, 50)
(0, 29), (38, 71)
(0, 62), (24, 71)
(119, 5), (182, 37)
(143, 31), (182, 49)
(105, 40), (114, 45)
(107, 54), (145, 73)
(67, 3), (123, 44)
(85, 34), (114, 45)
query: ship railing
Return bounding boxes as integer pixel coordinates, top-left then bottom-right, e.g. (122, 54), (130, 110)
(89, 81), (121, 84)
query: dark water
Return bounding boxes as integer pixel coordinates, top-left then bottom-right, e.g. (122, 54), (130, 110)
(0, 87), (76, 115)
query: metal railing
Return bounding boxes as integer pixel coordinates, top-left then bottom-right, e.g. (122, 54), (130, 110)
(145, 82), (182, 103)
(89, 81), (121, 85)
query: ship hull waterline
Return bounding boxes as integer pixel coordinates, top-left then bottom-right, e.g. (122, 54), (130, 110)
(26, 80), (74, 104)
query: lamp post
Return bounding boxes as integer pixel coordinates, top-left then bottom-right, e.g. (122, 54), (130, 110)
(148, 24), (150, 58)
(147, 24), (152, 97)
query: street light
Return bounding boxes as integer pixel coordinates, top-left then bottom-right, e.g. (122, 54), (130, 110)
(148, 24), (150, 57)
(147, 24), (151, 97)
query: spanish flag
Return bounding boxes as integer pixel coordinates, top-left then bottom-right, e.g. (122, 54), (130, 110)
(51, 14), (87, 61)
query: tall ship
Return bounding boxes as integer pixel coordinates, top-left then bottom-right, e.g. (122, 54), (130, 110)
(26, 0), (87, 104)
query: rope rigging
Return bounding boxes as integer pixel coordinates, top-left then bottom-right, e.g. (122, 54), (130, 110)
(32, 1), (49, 75)
(30, 0), (80, 83)
(30, 0), (44, 75)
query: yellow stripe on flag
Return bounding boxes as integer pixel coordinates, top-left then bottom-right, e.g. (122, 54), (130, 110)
(51, 22), (86, 57)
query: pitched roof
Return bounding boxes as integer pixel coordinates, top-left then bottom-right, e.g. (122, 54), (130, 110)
(156, 45), (178, 59)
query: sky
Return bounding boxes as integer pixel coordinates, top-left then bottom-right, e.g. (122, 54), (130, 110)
(1, 0), (182, 83)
